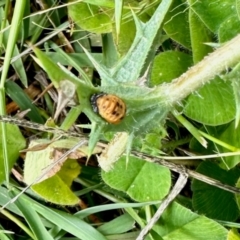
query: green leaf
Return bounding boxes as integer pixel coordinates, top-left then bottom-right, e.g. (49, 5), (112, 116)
(33, 47), (102, 132)
(97, 213), (135, 235)
(45, 52), (103, 68)
(191, 0), (237, 33)
(102, 156), (171, 202)
(154, 202), (227, 240)
(150, 51), (193, 86)
(224, 62), (240, 127)
(0, 232), (12, 240)
(235, 178), (240, 210)
(24, 139), (81, 205)
(0, 186), (23, 216)
(88, 122), (105, 156)
(183, 76), (236, 125)
(5, 81), (44, 123)
(112, 18), (136, 56)
(192, 161), (240, 221)
(48, 42), (91, 84)
(227, 228), (240, 240)
(68, 2), (112, 34)
(189, 125), (227, 155)
(188, 6), (213, 63)
(11, 190), (54, 240)
(33, 205), (108, 240)
(102, 33), (118, 68)
(0, 7), (28, 87)
(31, 174), (79, 205)
(189, 123), (240, 169)
(0, 124), (26, 183)
(217, 121), (240, 169)
(219, 15), (240, 42)
(173, 111), (207, 147)
(112, 12), (150, 56)
(114, 0), (123, 42)
(164, 0), (191, 49)
(10, 188), (108, 240)
(33, 47), (85, 88)
(76, 201), (162, 219)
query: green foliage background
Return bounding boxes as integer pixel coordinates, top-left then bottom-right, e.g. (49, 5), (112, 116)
(1, 0), (240, 240)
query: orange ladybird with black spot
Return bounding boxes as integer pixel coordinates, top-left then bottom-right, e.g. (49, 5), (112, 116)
(91, 93), (126, 124)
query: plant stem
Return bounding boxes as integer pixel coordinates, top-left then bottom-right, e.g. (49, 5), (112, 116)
(163, 34), (240, 105)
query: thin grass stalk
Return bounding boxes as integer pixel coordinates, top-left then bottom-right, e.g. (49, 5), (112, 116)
(0, 1), (26, 185)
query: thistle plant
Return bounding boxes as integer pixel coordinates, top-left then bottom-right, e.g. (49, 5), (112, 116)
(13, 0), (240, 206)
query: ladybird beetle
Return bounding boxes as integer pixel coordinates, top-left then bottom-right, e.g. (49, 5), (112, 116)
(91, 93), (126, 124)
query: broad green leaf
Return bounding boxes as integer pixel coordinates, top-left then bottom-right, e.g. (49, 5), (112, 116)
(68, 0), (153, 36)
(191, 0), (237, 33)
(150, 51), (193, 86)
(0, 124), (26, 183)
(68, 2), (113, 34)
(224, 60), (240, 128)
(154, 202), (227, 240)
(192, 161), (240, 221)
(183, 76), (236, 125)
(228, 229), (240, 240)
(142, 131), (165, 155)
(31, 174), (79, 205)
(102, 156), (171, 202)
(235, 177), (240, 212)
(219, 16), (240, 42)
(164, 0), (191, 49)
(188, 6), (213, 63)
(112, 18), (136, 56)
(24, 139), (81, 205)
(237, 0), (240, 20)
(0, 232), (11, 240)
